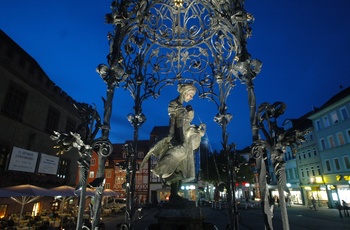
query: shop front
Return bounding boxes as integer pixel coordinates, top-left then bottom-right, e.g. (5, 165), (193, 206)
(322, 174), (350, 208)
(302, 185), (328, 207)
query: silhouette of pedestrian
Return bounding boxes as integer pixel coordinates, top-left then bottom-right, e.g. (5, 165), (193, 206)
(335, 201), (343, 218)
(311, 197), (317, 211)
(342, 200), (349, 217)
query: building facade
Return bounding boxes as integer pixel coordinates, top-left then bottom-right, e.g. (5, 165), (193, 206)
(0, 29), (82, 188)
(308, 87), (350, 208)
(0, 29), (85, 219)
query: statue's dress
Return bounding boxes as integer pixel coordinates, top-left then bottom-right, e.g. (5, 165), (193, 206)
(141, 99), (205, 185)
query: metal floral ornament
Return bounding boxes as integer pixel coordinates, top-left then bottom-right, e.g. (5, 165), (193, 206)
(214, 113), (233, 126)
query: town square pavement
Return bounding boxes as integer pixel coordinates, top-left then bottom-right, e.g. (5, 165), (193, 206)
(101, 204), (350, 229)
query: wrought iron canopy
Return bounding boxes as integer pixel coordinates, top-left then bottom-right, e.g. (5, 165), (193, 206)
(101, 0), (261, 108)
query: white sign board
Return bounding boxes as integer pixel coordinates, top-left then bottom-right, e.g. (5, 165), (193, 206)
(37, 153), (59, 175)
(8, 147), (38, 173)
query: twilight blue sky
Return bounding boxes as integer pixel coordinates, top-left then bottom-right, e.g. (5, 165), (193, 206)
(1, 1), (350, 151)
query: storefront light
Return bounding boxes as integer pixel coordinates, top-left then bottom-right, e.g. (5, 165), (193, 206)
(305, 186), (312, 191)
(315, 176), (323, 183)
(245, 183), (250, 187)
(286, 183), (291, 188)
(310, 177), (315, 183)
(189, 185), (196, 190)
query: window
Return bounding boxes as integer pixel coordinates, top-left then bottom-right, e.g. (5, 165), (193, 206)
(309, 133), (314, 141)
(344, 156), (350, 170)
(337, 132), (345, 145)
(331, 111), (339, 124)
(89, 171), (95, 178)
(334, 158), (340, 171)
(323, 116), (330, 128)
(122, 152), (127, 158)
(300, 168), (304, 178)
(65, 119), (76, 133)
(308, 150), (311, 158)
(1, 82), (28, 121)
(57, 159), (69, 179)
(316, 165), (321, 175)
(315, 120), (322, 131)
(325, 160), (331, 172)
(45, 106), (60, 133)
(340, 107), (349, 120)
(320, 139), (327, 150)
(311, 166), (315, 176)
(305, 167), (309, 177)
(313, 148), (317, 156)
(138, 151), (144, 158)
(347, 129), (350, 142)
(91, 158), (96, 166)
(328, 135), (336, 148)
(106, 171), (111, 178)
(294, 168), (299, 179)
(105, 183), (110, 189)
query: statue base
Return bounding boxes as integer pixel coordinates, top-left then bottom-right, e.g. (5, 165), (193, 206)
(148, 202), (217, 230)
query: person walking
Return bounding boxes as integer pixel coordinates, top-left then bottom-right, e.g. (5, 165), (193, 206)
(335, 201), (343, 218)
(311, 197), (317, 211)
(342, 200), (349, 217)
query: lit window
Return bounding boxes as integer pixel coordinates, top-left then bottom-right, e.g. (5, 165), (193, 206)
(328, 135), (336, 148)
(106, 171), (111, 178)
(337, 132), (345, 145)
(331, 111), (339, 124)
(89, 171), (95, 178)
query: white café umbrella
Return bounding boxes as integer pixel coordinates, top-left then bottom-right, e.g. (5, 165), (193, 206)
(49, 185), (95, 213)
(102, 189), (119, 196)
(0, 184), (58, 222)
